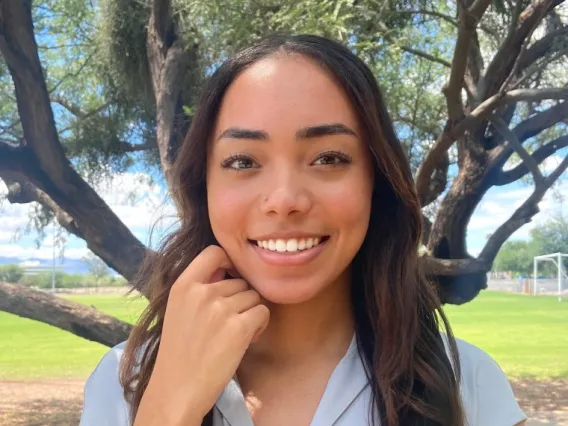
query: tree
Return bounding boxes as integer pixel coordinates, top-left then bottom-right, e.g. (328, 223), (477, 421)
(492, 215), (568, 276)
(0, 264), (24, 283)
(83, 252), (111, 286)
(530, 214), (568, 255)
(1, 0), (568, 345)
(493, 240), (535, 276)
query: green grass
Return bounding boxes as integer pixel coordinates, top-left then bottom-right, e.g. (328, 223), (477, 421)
(444, 291), (568, 379)
(0, 293), (147, 380)
(0, 291), (566, 380)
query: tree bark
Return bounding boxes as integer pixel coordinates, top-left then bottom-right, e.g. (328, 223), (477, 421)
(0, 282), (132, 347)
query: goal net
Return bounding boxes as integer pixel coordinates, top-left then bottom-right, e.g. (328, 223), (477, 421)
(533, 253), (568, 300)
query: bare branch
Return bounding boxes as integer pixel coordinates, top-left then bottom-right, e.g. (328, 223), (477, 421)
(419, 256), (489, 276)
(489, 114), (545, 184)
(518, 26), (568, 72)
(48, 53), (94, 94)
(480, 0), (565, 99)
(0, 282), (131, 347)
(443, 0), (492, 120)
(495, 134), (568, 185)
(513, 101), (568, 143)
(399, 45), (451, 67)
(51, 95), (86, 118)
(488, 101), (568, 168)
(120, 139), (156, 152)
(499, 87), (568, 103)
(397, 9), (458, 27)
(480, 153), (568, 262)
(2, 175), (83, 239)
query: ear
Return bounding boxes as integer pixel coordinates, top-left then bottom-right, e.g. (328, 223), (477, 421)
(433, 236), (450, 260)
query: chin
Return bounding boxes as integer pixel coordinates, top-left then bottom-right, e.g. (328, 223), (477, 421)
(246, 276), (325, 305)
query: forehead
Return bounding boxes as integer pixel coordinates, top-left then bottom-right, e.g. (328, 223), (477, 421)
(214, 55), (360, 135)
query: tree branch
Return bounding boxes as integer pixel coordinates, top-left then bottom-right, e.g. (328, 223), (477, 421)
(495, 134), (568, 185)
(443, 0), (492, 121)
(480, 152), (568, 262)
(513, 101), (568, 143)
(480, 0), (565, 99)
(2, 175), (83, 239)
(397, 9), (458, 27)
(419, 256), (489, 276)
(399, 45), (451, 67)
(0, 282), (131, 347)
(518, 26), (568, 73)
(489, 114), (545, 185)
(120, 139), (157, 152)
(488, 101), (568, 168)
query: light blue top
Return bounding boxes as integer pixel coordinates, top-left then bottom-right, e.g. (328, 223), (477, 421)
(79, 335), (526, 426)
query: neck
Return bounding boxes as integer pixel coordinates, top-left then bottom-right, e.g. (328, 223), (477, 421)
(242, 271), (355, 367)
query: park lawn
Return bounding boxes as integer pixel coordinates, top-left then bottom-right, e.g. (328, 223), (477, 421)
(444, 291), (568, 379)
(0, 293), (147, 380)
(0, 291), (566, 380)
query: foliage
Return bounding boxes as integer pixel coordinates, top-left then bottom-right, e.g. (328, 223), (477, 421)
(6, 265), (127, 289)
(0, 264), (25, 283)
(493, 240), (536, 277)
(82, 252), (111, 282)
(493, 215), (568, 276)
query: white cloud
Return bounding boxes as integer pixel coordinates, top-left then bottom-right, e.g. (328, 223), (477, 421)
(467, 178), (568, 253)
(0, 172), (178, 259)
(0, 243), (89, 260)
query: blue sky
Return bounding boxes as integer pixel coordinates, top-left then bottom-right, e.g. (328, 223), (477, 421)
(1, 154), (566, 267)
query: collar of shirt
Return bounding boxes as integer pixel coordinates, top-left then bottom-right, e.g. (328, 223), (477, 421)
(214, 334), (370, 426)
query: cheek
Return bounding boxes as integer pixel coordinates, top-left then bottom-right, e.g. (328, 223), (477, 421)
(207, 179), (254, 245)
(322, 173), (373, 232)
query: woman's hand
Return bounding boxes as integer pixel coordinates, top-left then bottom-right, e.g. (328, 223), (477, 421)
(134, 245), (270, 426)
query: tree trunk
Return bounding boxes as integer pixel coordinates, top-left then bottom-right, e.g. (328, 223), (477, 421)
(0, 282), (132, 347)
(428, 141), (492, 304)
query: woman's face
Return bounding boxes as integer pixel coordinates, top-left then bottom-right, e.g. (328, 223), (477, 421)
(207, 55), (373, 304)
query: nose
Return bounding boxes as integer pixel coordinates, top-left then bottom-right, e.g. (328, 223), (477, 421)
(260, 171), (312, 217)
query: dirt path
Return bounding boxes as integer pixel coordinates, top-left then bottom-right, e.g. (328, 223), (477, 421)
(0, 378), (566, 425)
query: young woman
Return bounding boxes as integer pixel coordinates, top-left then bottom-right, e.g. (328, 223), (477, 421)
(80, 34), (527, 426)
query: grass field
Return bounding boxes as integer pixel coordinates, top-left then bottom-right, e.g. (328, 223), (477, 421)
(0, 291), (566, 380)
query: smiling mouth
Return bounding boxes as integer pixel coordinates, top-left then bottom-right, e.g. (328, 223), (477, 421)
(249, 236), (330, 253)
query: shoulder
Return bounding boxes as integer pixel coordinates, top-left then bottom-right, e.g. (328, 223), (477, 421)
(79, 341), (131, 426)
(449, 337), (527, 426)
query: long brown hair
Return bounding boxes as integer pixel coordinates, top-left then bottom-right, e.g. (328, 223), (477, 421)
(120, 34), (464, 426)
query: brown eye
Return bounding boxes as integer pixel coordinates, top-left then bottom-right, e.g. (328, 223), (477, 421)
(221, 155), (259, 171)
(312, 150), (352, 167)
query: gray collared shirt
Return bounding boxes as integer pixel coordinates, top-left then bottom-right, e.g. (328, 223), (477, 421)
(80, 336), (526, 426)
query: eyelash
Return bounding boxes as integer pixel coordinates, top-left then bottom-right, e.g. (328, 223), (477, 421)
(220, 150), (353, 171)
(312, 150), (352, 166)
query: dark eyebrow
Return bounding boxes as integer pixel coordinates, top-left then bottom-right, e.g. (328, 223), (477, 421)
(216, 123), (358, 143)
(296, 123), (358, 139)
(216, 127), (269, 142)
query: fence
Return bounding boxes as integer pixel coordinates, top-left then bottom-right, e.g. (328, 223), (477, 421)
(487, 277), (568, 296)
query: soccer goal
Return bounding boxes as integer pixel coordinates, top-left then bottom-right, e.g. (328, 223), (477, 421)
(533, 253), (568, 301)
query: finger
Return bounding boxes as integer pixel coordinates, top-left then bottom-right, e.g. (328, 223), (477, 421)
(208, 279), (249, 297)
(226, 289), (261, 314)
(178, 245), (234, 284)
(240, 304), (270, 341)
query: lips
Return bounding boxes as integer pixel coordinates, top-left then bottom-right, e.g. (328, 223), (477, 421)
(253, 236), (329, 253)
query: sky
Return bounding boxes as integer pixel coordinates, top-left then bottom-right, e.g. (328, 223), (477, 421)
(1, 153), (566, 267)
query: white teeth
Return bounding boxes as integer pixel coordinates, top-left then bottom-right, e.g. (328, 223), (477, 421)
(286, 239), (298, 252)
(275, 240), (287, 252)
(254, 237), (326, 253)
